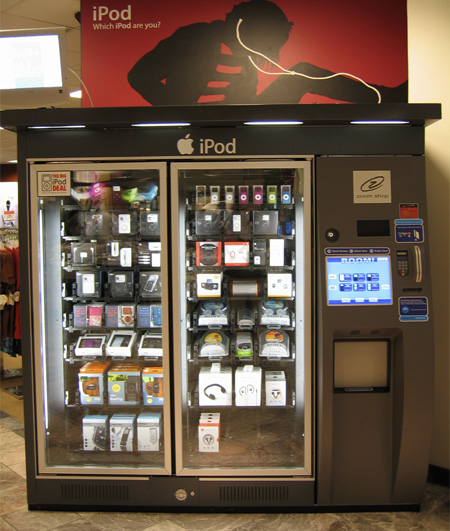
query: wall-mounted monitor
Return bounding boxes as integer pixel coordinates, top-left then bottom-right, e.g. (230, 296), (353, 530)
(0, 27), (70, 109)
(326, 254), (393, 306)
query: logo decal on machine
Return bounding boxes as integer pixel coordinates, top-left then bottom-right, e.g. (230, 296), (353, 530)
(176, 135), (237, 155)
(353, 170), (391, 204)
(38, 172), (71, 197)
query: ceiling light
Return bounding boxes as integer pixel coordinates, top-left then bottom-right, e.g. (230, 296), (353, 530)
(350, 120), (409, 125)
(132, 122), (191, 127)
(244, 121), (303, 126)
(29, 125), (86, 129)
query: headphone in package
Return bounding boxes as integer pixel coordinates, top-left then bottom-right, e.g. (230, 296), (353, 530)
(203, 383), (227, 401)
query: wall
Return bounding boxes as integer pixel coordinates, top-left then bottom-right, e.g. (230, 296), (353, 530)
(408, 0), (450, 470)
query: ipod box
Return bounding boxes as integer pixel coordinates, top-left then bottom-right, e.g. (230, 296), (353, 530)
(235, 366), (262, 406)
(199, 363), (232, 406)
(265, 371), (287, 406)
(198, 413), (221, 452)
(110, 413), (135, 452)
(107, 364), (142, 406)
(137, 412), (161, 451)
(78, 361), (110, 405)
(82, 414), (108, 451)
(142, 367), (164, 405)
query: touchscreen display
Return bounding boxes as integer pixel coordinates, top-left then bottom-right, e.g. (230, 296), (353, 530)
(326, 255), (393, 306)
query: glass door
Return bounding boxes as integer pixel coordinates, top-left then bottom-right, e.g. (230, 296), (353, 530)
(171, 161), (312, 476)
(29, 162), (171, 475)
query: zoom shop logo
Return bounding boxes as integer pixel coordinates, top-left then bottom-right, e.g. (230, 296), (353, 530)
(360, 175), (385, 192)
(177, 134), (237, 155)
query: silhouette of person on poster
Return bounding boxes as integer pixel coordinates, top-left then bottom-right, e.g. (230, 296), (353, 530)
(128, 0), (407, 105)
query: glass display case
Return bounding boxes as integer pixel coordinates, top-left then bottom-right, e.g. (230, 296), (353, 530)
(171, 161), (312, 476)
(29, 162), (171, 475)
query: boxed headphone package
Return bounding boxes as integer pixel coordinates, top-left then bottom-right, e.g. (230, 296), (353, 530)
(197, 272), (222, 298)
(142, 366), (164, 405)
(265, 371), (287, 406)
(199, 363), (232, 406)
(235, 331), (253, 358)
(198, 331), (229, 358)
(78, 361), (110, 405)
(259, 300), (291, 326)
(235, 365), (262, 407)
(83, 414), (108, 451)
(110, 413), (135, 452)
(196, 301), (228, 326)
(108, 271), (135, 299)
(137, 412), (161, 451)
(196, 241), (222, 267)
(140, 272), (162, 298)
(259, 329), (290, 358)
(198, 413), (221, 453)
(107, 364), (142, 405)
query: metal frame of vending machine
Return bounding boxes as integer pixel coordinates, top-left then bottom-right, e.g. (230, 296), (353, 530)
(0, 103), (441, 512)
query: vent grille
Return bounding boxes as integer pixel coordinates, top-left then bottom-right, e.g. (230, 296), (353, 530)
(61, 483), (129, 502)
(219, 485), (289, 502)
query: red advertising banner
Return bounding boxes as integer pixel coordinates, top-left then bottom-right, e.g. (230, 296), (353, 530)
(81, 0), (408, 107)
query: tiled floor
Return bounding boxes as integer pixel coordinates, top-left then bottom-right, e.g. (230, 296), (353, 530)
(0, 409), (449, 530)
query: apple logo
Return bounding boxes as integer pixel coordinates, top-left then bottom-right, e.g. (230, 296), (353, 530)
(177, 134), (194, 155)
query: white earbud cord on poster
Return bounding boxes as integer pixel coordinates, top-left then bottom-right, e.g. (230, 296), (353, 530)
(236, 18), (382, 103)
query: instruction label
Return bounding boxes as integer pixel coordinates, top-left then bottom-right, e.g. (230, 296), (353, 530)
(398, 297), (429, 322)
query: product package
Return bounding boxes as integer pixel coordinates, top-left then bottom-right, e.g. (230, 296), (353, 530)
(137, 412), (161, 451)
(198, 413), (220, 452)
(82, 414), (108, 451)
(78, 361), (110, 405)
(142, 367), (164, 405)
(199, 363), (232, 406)
(235, 365), (262, 406)
(107, 364), (142, 405)
(265, 371), (287, 406)
(110, 413), (135, 452)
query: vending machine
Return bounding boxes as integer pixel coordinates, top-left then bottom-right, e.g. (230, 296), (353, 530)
(0, 103), (440, 511)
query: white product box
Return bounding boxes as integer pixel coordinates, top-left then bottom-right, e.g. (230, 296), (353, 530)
(265, 371), (287, 406)
(137, 412), (161, 451)
(198, 413), (220, 452)
(199, 363), (232, 406)
(267, 273), (292, 297)
(269, 239), (285, 267)
(197, 272), (223, 298)
(110, 414), (135, 452)
(82, 415), (108, 451)
(235, 366), (262, 406)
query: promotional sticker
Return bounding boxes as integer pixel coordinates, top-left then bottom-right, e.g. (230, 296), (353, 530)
(399, 297), (429, 322)
(395, 219), (424, 243)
